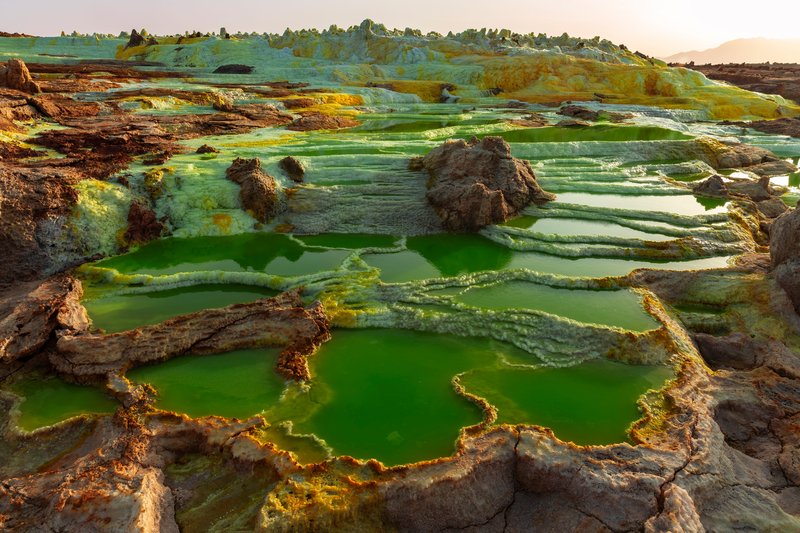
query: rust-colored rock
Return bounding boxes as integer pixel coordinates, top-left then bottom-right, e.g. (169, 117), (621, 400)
(419, 136), (555, 231)
(123, 201), (165, 246)
(27, 94), (102, 119)
(278, 156), (305, 182)
(770, 204), (800, 311)
(196, 144), (219, 154)
(225, 157), (279, 223)
(0, 59), (41, 94)
(686, 63), (800, 104)
(287, 113), (360, 131)
(0, 274), (86, 363)
(54, 289), (330, 380)
(0, 165), (81, 283)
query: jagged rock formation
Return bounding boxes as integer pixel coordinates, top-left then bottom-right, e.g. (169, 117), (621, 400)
(771, 204), (800, 311)
(123, 201), (165, 246)
(557, 104), (632, 123)
(0, 59), (41, 94)
(55, 287), (330, 380)
(418, 136), (555, 231)
(225, 158), (280, 223)
(287, 113), (360, 131)
(196, 144), (219, 154)
(279, 156), (305, 183)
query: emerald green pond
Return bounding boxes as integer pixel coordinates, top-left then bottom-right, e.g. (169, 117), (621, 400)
(460, 359), (673, 445)
(456, 281), (659, 331)
(95, 233), (350, 276)
(12, 377), (117, 431)
(84, 284), (278, 333)
(555, 193), (729, 216)
(128, 349), (286, 419)
(363, 234), (731, 282)
(493, 125), (693, 143)
(503, 217), (674, 242)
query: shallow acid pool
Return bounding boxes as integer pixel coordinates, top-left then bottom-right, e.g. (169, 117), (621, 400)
(363, 234), (732, 282)
(502, 217), (675, 242)
(95, 233), (351, 276)
(84, 284), (278, 333)
(11, 377), (117, 431)
(460, 359), (672, 445)
(128, 349), (286, 420)
(456, 281), (659, 331)
(554, 193), (729, 216)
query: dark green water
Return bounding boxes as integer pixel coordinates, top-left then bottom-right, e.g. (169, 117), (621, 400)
(128, 349), (286, 420)
(493, 125), (693, 143)
(84, 284), (278, 333)
(460, 359), (673, 445)
(292, 329), (670, 464)
(94, 233), (350, 276)
(362, 234), (731, 282)
(456, 281), (659, 331)
(12, 377), (117, 431)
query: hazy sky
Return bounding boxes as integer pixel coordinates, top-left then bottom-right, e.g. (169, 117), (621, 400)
(3, 0), (799, 57)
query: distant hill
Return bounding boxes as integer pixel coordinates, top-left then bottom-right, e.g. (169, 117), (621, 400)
(663, 38), (800, 64)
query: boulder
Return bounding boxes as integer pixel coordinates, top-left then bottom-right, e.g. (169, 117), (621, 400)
(770, 203), (800, 311)
(196, 144), (219, 154)
(419, 136), (555, 231)
(225, 157), (279, 223)
(279, 156), (305, 183)
(123, 201), (164, 246)
(0, 59), (41, 94)
(693, 174), (729, 197)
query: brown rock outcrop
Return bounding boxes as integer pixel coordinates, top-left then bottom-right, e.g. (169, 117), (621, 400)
(686, 63), (800, 104)
(196, 144), (219, 154)
(706, 140), (797, 176)
(723, 117), (800, 138)
(0, 274), (86, 363)
(770, 204), (800, 311)
(0, 165), (81, 283)
(557, 104), (632, 123)
(418, 136), (555, 231)
(225, 157), (279, 223)
(123, 201), (165, 246)
(693, 174), (728, 197)
(0, 59), (41, 94)
(279, 156), (305, 182)
(54, 289), (330, 380)
(287, 113), (360, 131)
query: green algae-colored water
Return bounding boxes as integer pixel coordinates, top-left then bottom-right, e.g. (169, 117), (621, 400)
(127, 349), (286, 419)
(84, 284), (278, 333)
(503, 216), (674, 242)
(493, 125), (693, 143)
(554, 193), (729, 216)
(456, 281), (659, 331)
(292, 330), (671, 464)
(12, 377), (117, 431)
(362, 234), (732, 283)
(460, 359), (673, 445)
(95, 233), (351, 276)
(294, 329), (486, 466)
